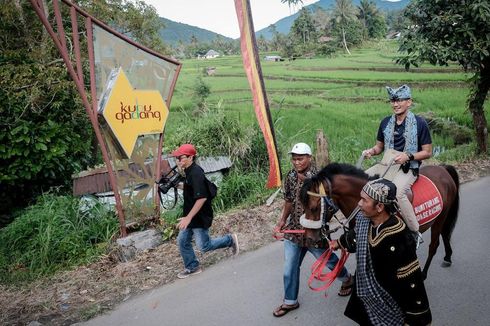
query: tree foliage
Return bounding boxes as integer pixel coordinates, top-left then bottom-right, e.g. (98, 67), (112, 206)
(290, 7), (317, 45)
(0, 0), (171, 221)
(398, 0), (490, 154)
(332, 0), (358, 54)
(77, 0), (170, 55)
(357, 0), (387, 39)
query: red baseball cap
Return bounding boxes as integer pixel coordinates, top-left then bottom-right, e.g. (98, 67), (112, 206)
(171, 144), (197, 157)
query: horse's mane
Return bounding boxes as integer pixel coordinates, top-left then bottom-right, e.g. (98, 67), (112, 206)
(317, 162), (369, 182)
(300, 163), (369, 206)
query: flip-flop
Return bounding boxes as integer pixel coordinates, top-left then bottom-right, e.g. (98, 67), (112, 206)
(338, 276), (354, 297)
(272, 303), (300, 317)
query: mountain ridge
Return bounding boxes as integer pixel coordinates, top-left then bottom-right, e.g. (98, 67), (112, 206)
(158, 0), (409, 46)
(255, 0), (409, 40)
(158, 17), (232, 46)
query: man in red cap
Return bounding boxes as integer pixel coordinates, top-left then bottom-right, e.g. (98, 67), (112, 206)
(171, 143), (239, 279)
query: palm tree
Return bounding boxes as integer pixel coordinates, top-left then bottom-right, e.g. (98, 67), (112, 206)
(291, 7), (317, 44)
(282, 0), (304, 7)
(358, 0), (384, 39)
(332, 0), (357, 54)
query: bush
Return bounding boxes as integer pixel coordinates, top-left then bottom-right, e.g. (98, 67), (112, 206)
(0, 194), (118, 283)
(166, 102), (270, 172)
(192, 76), (211, 112)
(212, 170), (269, 212)
(162, 102), (272, 219)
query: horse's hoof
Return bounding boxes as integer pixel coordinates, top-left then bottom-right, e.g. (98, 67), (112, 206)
(441, 260), (452, 268)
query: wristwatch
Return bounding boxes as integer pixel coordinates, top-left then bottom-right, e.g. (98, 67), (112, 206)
(406, 152), (415, 161)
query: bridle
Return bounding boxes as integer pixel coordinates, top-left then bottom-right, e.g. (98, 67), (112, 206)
(302, 178), (353, 294)
(301, 178), (360, 234)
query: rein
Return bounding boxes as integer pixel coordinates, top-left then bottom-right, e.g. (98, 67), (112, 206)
(303, 177), (355, 295)
(308, 248), (350, 294)
(272, 228), (305, 241)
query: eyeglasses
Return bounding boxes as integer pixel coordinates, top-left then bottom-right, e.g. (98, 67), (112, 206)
(390, 98), (409, 103)
(176, 155), (188, 161)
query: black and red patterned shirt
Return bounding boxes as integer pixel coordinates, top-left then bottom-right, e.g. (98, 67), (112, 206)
(283, 166), (317, 246)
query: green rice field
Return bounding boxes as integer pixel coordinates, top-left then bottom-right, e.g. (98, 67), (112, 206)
(166, 41), (488, 166)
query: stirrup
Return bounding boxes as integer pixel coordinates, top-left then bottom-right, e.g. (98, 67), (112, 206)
(414, 231), (424, 249)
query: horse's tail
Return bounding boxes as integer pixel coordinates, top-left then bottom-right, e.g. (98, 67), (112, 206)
(442, 164), (460, 238)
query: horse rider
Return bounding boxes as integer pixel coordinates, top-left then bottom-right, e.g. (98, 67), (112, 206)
(330, 178), (432, 326)
(362, 85), (432, 243)
(272, 143), (353, 317)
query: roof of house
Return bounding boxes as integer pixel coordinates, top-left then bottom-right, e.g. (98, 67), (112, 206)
(72, 156), (233, 196)
(205, 50), (219, 56)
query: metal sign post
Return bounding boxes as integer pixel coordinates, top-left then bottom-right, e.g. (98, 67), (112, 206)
(29, 0), (181, 237)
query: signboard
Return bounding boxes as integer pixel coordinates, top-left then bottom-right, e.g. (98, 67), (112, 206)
(99, 68), (169, 158)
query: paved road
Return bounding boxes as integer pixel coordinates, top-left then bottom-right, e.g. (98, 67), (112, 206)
(82, 177), (490, 326)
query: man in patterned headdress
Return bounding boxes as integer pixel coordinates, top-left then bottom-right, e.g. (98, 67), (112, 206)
(330, 178), (432, 326)
(362, 85), (432, 241)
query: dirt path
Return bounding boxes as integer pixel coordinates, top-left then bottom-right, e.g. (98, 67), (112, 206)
(1, 159), (489, 326)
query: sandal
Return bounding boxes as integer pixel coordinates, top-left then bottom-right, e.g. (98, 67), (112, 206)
(338, 275), (354, 297)
(272, 302), (300, 317)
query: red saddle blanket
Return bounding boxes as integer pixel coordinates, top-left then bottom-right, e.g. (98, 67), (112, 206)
(412, 175), (443, 226)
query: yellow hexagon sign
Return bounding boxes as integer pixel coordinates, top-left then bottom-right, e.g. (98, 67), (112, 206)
(99, 68), (169, 158)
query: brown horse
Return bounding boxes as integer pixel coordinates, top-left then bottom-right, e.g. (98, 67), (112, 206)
(299, 162), (460, 279)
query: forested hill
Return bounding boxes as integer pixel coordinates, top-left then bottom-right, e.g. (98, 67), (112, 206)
(256, 0), (409, 39)
(158, 17), (232, 46)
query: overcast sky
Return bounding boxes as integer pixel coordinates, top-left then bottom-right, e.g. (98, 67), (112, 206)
(142, 0), (320, 39)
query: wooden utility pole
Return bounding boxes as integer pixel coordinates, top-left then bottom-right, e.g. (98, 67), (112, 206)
(315, 129), (329, 168)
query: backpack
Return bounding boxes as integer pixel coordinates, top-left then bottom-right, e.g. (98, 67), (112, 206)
(206, 178), (218, 199)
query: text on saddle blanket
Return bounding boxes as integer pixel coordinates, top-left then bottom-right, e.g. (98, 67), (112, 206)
(411, 175), (443, 226)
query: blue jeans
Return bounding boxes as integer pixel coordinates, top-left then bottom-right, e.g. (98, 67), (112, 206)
(283, 239), (350, 305)
(177, 228), (232, 271)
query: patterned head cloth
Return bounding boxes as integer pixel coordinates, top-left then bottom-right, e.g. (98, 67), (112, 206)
(362, 178), (397, 204)
(386, 84), (411, 101)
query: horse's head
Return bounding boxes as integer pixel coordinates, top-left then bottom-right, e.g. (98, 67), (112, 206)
(299, 176), (339, 244)
(299, 163), (371, 244)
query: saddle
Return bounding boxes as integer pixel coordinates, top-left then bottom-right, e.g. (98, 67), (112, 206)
(366, 149), (443, 226)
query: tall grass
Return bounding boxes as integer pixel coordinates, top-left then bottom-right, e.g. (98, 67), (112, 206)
(160, 102), (273, 224)
(0, 194), (118, 283)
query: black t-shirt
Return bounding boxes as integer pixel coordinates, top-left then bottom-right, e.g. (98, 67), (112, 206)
(376, 115), (432, 152)
(183, 162), (213, 229)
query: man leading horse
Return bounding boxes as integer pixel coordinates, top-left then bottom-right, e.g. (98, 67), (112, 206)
(362, 85), (432, 244)
(272, 143), (353, 317)
(330, 178), (432, 326)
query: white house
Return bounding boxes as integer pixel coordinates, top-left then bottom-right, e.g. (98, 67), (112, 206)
(264, 55), (283, 62)
(203, 49), (220, 59)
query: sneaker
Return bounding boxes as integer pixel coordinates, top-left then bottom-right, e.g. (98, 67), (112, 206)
(177, 267), (202, 279)
(231, 233), (240, 256)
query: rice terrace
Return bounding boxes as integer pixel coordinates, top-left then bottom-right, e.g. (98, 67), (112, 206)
(168, 40), (479, 165)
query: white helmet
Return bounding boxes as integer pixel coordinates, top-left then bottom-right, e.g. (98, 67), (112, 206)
(288, 143), (312, 155)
